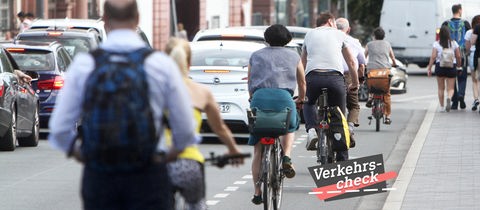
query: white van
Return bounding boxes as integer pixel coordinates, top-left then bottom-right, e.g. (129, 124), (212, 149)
(380, 0), (480, 67)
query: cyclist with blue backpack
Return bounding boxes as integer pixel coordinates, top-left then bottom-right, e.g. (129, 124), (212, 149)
(442, 4), (471, 110)
(48, 1), (197, 209)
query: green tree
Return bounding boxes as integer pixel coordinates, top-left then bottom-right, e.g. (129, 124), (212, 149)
(347, 0), (384, 44)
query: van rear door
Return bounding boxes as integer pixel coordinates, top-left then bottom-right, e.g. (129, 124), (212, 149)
(381, 0), (437, 67)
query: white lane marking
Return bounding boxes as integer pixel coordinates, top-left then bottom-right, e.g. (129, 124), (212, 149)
(242, 175), (252, 179)
(224, 186), (239, 192)
(214, 193), (229, 198)
(382, 101), (436, 210)
(234, 181), (247, 185)
(206, 200), (220, 206)
(391, 94), (436, 103)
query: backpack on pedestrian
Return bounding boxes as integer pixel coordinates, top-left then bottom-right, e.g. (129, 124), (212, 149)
(448, 20), (466, 49)
(439, 42), (455, 68)
(80, 47), (158, 172)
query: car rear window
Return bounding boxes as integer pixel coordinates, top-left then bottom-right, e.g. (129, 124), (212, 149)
(18, 36), (92, 57)
(9, 50), (55, 71)
(191, 49), (253, 67)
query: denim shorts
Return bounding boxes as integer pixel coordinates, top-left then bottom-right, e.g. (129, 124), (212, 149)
(434, 63), (456, 78)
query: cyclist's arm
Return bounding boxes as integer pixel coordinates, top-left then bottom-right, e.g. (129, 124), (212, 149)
(389, 47), (397, 67)
(247, 64), (252, 99)
(342, 46), (359, 88)
(296, 61), (306, 102)
(203, 89), (242, 156)
(301, 47), (308, 69)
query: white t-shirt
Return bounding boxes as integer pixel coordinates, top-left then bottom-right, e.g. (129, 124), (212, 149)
(465, 29), (476, 52)
(433, 40), (459, 64)
(303, 26), (347, 75)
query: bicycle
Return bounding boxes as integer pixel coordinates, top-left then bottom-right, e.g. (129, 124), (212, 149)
(173, 152), (251, 210)
(247, 108), (290, 210)
(313, 88), (336, 165)
(366, 69), (392, 132)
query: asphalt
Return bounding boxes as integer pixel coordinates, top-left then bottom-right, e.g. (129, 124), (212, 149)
(382, 98), (480, 209)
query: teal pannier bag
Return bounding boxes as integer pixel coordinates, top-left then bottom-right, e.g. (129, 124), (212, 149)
(249, 107), (291, 137)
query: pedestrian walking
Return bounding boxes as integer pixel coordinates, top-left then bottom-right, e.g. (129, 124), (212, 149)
(427, 25), (462, 112)
(17, 11), (32, 33)
(164, 37), (245, 210)
(465, 15), (480, 111)
(247, 24), (306, 205)
(442, 4), (471, 110)
(302, 12), (359, 161)
(470, 15), (480, 113)
(48, 0), (197, 209)
(336, 17), (366, 147)
(364, 27), (397, 124)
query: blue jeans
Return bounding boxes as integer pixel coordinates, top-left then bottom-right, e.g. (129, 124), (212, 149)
(81, 163), (173, 210)
(303, 71), (348, 161)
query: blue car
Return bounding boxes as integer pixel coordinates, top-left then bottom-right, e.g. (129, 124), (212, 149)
(3, 41), (72, 130)
(0, 47), (40, 151)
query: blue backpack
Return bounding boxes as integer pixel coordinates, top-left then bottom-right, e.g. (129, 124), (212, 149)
(448, 20), (466, 48)
(81, 47), (157, 172)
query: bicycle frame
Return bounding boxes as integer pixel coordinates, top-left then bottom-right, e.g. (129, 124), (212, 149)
(259, 137), (284, 210)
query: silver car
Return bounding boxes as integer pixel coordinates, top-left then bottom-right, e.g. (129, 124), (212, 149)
(189, 41), (265, 138)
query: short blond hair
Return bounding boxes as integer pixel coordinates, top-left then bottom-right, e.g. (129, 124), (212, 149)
(165, 38), (191, 77)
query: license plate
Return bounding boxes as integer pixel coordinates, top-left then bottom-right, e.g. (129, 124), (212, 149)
(219, 104), (231, 113)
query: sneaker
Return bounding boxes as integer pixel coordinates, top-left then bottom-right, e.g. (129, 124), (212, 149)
(384, 117), (392, 125)
(306, 128), (318, 151)
(459, 96), (466, 109)
(366, 99), (373, 108)
(451, 100), (458, 110)
(251, 195), (262, 205)
(446, 98), (451, 112)
(472, 99), (479, 111)
(282, 156), (296, 178)
(439, 106), (445, 113)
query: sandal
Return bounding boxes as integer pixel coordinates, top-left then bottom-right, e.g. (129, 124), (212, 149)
(282, 156), (296, 178)
(251, 195), (262, 205)
(384, 118), (392, 125)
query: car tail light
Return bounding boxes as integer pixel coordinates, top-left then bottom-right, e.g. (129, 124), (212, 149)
(0, 80), (4, 97)
(48, 32), (63, 36)
(38, 76), (64, 90)
(204, 70), (230, 73)
(6, 48), (25, 52)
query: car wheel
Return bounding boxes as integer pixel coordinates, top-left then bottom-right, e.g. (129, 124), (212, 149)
(358, 83), (369, 102)
(18, 106), (40, 147)
(0, 108), (17, 151)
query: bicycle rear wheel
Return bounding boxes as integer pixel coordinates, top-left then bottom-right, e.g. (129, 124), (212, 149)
(317, 129), (328, 165)
(273, 140), (284, 210)
(263, 146), (274, 210)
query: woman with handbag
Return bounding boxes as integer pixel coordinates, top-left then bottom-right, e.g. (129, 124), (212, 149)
(247, 24), (306, 205)
(427, 25), (462, 112)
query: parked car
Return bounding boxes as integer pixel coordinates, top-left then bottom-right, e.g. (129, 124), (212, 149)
(189, 40), (265, 138)
(358, 59), (408, 101)
(29, 18), (151, 47)
(16, 28), (101, 57)
(0, 47), (40, 151)
(2, 41), (72, 129)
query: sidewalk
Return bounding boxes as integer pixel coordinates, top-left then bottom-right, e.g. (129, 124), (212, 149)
(383, 102), (480, 210)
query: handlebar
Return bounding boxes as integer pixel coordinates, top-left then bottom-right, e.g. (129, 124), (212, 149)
(204, 152), (251, 168)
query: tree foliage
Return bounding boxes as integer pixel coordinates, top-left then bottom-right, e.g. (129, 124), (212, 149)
(347, 0), (384, 44)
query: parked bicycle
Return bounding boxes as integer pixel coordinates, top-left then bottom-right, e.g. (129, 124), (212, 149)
(248, 108), (290, 210)
(314, 88), (336, 165)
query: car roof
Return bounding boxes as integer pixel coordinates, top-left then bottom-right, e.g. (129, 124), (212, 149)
(30, 19), (105, 34)
(190, 40), (266, 51)
(192, 28), (265, 42)
(1, 40), (62, 51)
(18, 28), (100, 38)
